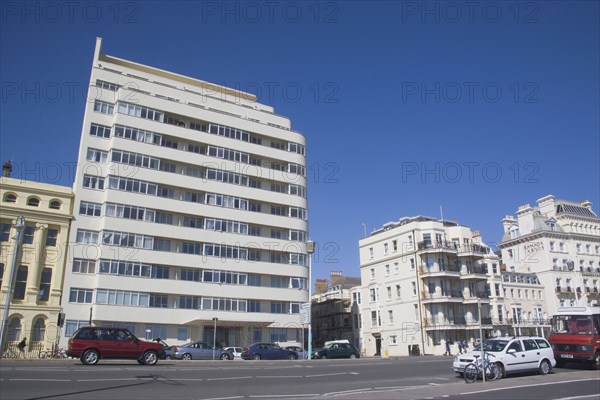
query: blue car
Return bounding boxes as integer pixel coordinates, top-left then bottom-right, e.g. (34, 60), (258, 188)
(241, 343), (298, 360)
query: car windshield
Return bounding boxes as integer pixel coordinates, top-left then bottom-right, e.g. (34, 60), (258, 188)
(473, 339), (509, 352)
(552, 315), (596, 334)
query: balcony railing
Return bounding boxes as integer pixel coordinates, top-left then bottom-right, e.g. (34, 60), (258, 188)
(417, 241), (458, 252)
(458, 244), (488, 255)
(464, 266), (488, 275)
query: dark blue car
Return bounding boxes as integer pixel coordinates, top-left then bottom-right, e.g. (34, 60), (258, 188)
(241, 343), (298, 360)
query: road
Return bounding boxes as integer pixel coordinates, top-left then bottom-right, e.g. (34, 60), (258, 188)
(0, 356), (598, 400)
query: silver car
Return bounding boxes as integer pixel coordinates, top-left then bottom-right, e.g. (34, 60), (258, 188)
(174, 341), (233, 360)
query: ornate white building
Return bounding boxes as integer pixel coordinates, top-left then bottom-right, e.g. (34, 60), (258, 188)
(60, 38), (309, 347)
(357, 216), (497, 357)
(499, 195), (600, 316)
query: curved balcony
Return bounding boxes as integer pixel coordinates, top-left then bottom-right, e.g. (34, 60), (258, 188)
(457, 244), (488, 259)
(461, 266), (488, 280)
(419, 264), (461, 278)
(421, 290), (464, 304)
(417, 241), (458, 254)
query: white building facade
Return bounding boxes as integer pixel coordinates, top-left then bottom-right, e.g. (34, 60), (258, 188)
(60, 38), (309, 347)
(357, 216), (496, 357)
(499, 195), (600, 316)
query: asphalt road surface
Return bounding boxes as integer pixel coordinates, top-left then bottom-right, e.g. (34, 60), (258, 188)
(0, 356), (598, 400)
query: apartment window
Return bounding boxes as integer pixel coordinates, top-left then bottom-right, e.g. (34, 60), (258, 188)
(388, 310), (394, 324)
(576, 243), (582, 253)
(549, 241), (555, 251)
(586, 244), (591, 254)
(492, 263), (498, 274)
(13, 266), (28, 300)
(383, 243), (389, 254)
(385, 265), (390, 276)
(410, 259), (415, 270)
(412, 281), (417, 295)
(396, 284), (401, 298)
(76, 229), (98, 244)
(179, 296), (200, 309)
(94, 100), (114, 114)
(96, 79), (120, 91)
(559, 242), (565, 252)
(43, 228), (58, 247)
(369, 248), (374, 259)
(370, 268), (375, 279)
(390, 335), (398, 345)
(394, 262), (399, 274)
(83, 175), (105, 190)
(31, 318), (46, 342)
(86, 148), (108, 163)
(387, 286), (392, 299)
(182, 243), (201, 255)
(370, 288), (377, 302)
(414, 304), (419, 321)
(90, 123), (111, 138)
(371, 311), (378, 327)
(178, 327), (188, 341)
(0, 263), (4, 288)
(27, 197), (40, 207)
(73, 259), (96, 274)
(23, 226), (35, 244)
(392, 240), (398, 252)
(79, 201), (102, 216)
(70, 288), (93, 304)
(3, 193), (17, 203)
(38, 268), (52, 301)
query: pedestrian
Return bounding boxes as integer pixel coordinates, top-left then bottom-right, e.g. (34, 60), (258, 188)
(445, 339), (451, 356)
(17, 337), (27, 357)
(457, 341), (463, 354)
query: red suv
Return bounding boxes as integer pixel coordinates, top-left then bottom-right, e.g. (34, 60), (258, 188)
(67, 326), (164, 365)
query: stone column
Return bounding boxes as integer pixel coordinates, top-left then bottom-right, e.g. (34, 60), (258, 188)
(26, 223), (47, 302)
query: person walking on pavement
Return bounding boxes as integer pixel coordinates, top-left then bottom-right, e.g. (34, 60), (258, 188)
(17, 337), (27, 358)
(445, 339), (451, 356)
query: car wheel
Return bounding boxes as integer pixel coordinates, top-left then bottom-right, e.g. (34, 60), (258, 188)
(349, 354), (356, 359)
(220, 353), (231, 360)
(142, 350), (158, 365)
(81, 349), (99, 365)
(182, 353), (192, 361)
(287, 354), (297, 360)
(593, 352), (600, 370)
(539, 359), (551, 375)
(496, 362), (506, 379)
(320, 355), (327, 359)
(252, 354), (261, 360)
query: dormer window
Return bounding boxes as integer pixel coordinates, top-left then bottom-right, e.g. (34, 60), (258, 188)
(49, 200), (61, 210)
(27, 197), (40, 207)
(3, 193), (16, 203)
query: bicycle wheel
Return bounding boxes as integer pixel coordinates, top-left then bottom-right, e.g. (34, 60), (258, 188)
(485, 362), (500, 381)
(464, 363), (479, 383)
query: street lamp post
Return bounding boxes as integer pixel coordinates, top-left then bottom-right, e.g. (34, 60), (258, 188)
(212, 317), (218, 360)
(307, 241), (315, 360)
(0, 216), (25, 358)
(477, 299), (485, 383)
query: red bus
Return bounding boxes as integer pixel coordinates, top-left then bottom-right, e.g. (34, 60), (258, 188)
(548, 306), (600, 369)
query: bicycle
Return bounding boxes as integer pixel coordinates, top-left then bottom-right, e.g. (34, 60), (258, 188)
(463, 352), (501, 383)
(40, 347), (67, 359)
(2, 347), (21, 359)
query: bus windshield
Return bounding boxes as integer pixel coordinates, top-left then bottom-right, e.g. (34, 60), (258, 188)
(552, 315), (595, 334)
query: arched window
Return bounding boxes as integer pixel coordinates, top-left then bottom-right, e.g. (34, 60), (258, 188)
(27, 197), (40, 207)
(13, 266), (28, 300)
(49, 200), (61, 210)
(7, 317), (22, 341)
(38, 268), (52, 302)
(3, 193), (17, 203)
(31, 318), (46, 342)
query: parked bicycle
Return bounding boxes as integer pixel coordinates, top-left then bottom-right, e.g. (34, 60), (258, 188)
(2, 347), (21, 359)
(40, 347), (67, 359)
(463, 352), (501, 383)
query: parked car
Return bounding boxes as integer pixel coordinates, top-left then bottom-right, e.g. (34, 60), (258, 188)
(173, 341), (234, 360)
(284, 346), (307, 359)
(224, 346), (243, 359)
(67, 326), (165, 365)
(241, 343), (298, 360)
(155, 340), (176, 360)
(452, 336), (556, 378)
(313, 342), (360, 359)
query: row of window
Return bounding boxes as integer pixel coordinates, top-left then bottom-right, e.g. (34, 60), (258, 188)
(2, 193), (62, 209)
(0, 223), (59, 246)
(93, 98), (306, 157)
(88, 174), (307, 221)
(74, 229), (307, 265)
(72, 258), (307, 290)
(69, 287), (302, 314)
(0, 263), (52, 302)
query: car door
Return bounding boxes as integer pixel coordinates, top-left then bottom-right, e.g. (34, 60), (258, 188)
(522, 339), (542, 371)
(96, 328), (117, 358)
(114, 329), (140, 359)
(504, 339), (526, 372)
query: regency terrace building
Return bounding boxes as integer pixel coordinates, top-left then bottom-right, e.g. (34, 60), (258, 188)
(60, 38), (309, 347)
(357, 216), (499, 357)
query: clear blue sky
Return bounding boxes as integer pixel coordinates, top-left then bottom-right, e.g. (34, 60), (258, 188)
(1, 1), (599, 282)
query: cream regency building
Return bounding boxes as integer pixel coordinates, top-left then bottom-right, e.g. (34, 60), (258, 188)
(60, 38), (309, 347)
(499, 195), (600, 316)
(0, 176), (74, 356)
(357, 216), (498, 357)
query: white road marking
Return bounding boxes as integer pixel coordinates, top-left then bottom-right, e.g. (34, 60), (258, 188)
(198, 397), (244, 400)
(460, 377), (600, 396)
(77, 378), (152, 382)
(556, 396), (600, 400)
(322, 387), (372, 396)
(10, 378), (71, 382)
(249, 394), (319, 398)
(255, 375), (303, 379)
(206, 376), (253, 381)
(305, 372), (349, 378)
